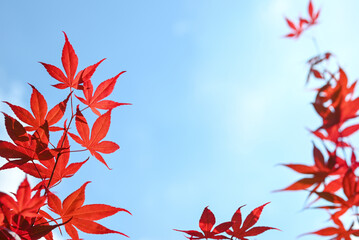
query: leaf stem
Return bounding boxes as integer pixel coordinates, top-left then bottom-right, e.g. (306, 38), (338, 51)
(47, 113), (75, 189)
(312, 36), (321, 55)
(70, 87), (74, 116)
(30, 159), (45, 182)
(68, 149), (87, 153)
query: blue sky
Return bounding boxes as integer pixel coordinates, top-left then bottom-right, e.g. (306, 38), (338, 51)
(1, 0), (359, 239)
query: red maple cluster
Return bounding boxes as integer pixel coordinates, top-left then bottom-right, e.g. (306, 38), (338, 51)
(0, 32), (130, 239)
(281, 1), (359, 239)
(284, 0), (320, 39)
(174, 203), (278, 239)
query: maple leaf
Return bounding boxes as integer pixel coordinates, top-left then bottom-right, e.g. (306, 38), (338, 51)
(302, 217), (359, 240)
(40, 32), (104, 90)
(75, 71), (131, 116)
(46, 182), (130, 239)
(68, 107), (119, 169)
(0, 177), (45, 218)
(308, 0), (320, 25)
(226, 203), (278, 239)
(5, 215), (65, 240)
(312, 168), (359, 219)
(174, 206), (232, 239)
(0, 114), (55, 170)
(284, 17), (308, 38)
(310, 68), (359, 145)
(0, 198), (67, 240)
(5, 84), (70, 131)
(277, 144), (347, 192)
(40, 32), (80, 90)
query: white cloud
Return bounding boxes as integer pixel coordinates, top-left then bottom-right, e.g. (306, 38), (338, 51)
(52, 232), (64, 240)
(0, 70), (27, 194)
(0, 164), (25, 194)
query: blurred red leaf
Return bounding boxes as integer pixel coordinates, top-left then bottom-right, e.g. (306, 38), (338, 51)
(174, 207), (232, 239)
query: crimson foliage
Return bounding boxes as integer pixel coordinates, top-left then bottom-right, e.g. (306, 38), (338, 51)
(281, 1), (359, 239)
(0, 32), (130, 239)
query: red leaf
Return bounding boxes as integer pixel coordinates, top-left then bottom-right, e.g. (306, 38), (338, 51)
(245, 226), (278, 237)
(241, 202), (269, 231)
(342, 168), (356, 198)
(341, 124), (359, 137)
(62, 32), (78, 85)
(285, 18), (296, 30)
(212, 222), (232, 234)
(0, 177), (46, 217)
(308, 0), (314, 19)
(277, 177), (318, 191)
(314, 191), (346, 205)
(313, 144), (325, 170)
(312, 69), (324, 79)
(5, 85), (69, 131)
(41, 32), (90, 90)
(69, 108), (119, 169)
(76, 71), (130, 116)
(4, 101), (36, 128)
(309, 227), (339, 236)
(175, 207), (232, 239)
(228, 203), (278, 239)
(40, 62), (68, 85)
(281, 164), (316, 174)
(73, 218), (129, 237)
(46, 93), (70, 127)
(47, 182), (130, 239)
(199, 207), (215, 233)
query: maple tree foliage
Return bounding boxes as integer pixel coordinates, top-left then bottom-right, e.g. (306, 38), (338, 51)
(280, 0), (359, 239)
(0, 32), (130, 239)
(0, 31), (278, 240)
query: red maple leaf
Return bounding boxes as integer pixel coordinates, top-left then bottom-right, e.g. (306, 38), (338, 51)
(174, 206), (232, 239)
(40, 32), (104, 90)
(226, 203), (278, 239)
(0, 177), (45, 218)
(308, 0), (320, 25)
(68, 107), (119, 169)
(75, 71), (131, 116)
(312, 168), (359, 219)
(302, 217), (359, 240)
(284, 17), (307, 38)
(0, 114), (56, 170)
(277, 144), (347, 192)
(5, 84), (69, 132)
(310, 68), (359, 146)
(46, 182), (130, 239)
(0, 177), (67, 240)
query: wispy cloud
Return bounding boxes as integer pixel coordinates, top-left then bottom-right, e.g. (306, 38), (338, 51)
(0, 68), (27, 194)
